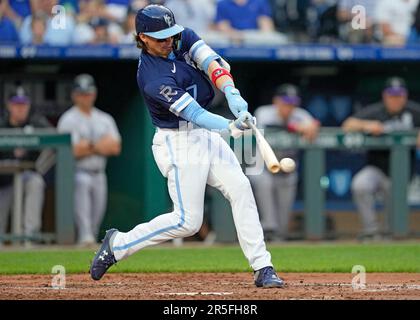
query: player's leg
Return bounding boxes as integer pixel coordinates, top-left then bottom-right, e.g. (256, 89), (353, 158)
(378, 172), (391, 236)
(248, 170), (279, 238)
(91, 172), (107, 241)
(351, 165), (384, 237)
(22, 171), (45, 240)
(0, 185), (13, 244)
(74, 171), (95, 244)
(206, 132), (273, 271)
(111, 130), (210, 261)
(274, 172), (298, 240)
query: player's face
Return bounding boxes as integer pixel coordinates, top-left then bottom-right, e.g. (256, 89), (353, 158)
(7, 102), (30, 125)
(383, 92), (408, 114)
(72, 92), (97, 109)
(274, 97), (296, 120)
(140, 34), (174, 58)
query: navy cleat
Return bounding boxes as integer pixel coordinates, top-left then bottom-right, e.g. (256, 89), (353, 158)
(254, 266), (285, 288)
(90, 228), (118, 281)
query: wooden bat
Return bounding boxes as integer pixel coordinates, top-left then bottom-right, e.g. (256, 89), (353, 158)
(246, 121), (281, 173)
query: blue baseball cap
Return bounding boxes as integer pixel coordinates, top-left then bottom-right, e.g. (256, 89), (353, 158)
(384, 77), (407, 96)
(135, 4), (184, 39)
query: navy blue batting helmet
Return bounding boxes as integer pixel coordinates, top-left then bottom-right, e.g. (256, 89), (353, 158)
(135, 4), (184, 39)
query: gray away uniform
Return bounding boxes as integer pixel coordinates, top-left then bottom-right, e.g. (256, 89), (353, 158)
(57, 106), (121, 244)
(248, 105), (315, 240)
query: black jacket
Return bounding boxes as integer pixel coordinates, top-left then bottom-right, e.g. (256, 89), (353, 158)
(0, 115), (52, 187)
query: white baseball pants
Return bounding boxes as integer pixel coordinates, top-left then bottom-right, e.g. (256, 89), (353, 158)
(74, 170), (107, 244)
(112, 127), (273, 271)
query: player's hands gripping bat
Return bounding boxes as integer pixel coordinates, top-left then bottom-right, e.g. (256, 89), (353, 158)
(245, 118), (296, 174)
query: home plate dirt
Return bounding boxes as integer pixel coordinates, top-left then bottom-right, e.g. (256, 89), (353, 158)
(0, 273), (419, 300)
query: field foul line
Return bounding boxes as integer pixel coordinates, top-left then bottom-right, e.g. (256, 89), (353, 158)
(155, 292), (234, 296)
(291, 283), (420, 290)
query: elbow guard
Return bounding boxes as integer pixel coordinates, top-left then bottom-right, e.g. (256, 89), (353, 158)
(189, 40), (221, 73)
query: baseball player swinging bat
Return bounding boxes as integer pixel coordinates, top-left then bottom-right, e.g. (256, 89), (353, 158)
(246, 120), (296, 174)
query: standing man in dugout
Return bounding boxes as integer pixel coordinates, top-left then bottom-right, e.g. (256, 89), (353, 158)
(249, 84), (320, 242)
(58, 74), (121, 246)
(0, 86), (52, 246)
(342, 76), (420, 240)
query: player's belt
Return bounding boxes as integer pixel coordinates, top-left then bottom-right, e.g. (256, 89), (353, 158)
(77, 168), (104, 175)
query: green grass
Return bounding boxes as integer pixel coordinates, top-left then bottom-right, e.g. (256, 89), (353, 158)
(0, 243), (419, 274)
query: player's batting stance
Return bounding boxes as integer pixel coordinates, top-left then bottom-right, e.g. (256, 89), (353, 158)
(90, 4), (284, 288)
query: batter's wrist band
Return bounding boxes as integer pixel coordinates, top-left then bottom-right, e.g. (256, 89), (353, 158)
(221, 81), (235, 94)
(211, 68), (233, 87)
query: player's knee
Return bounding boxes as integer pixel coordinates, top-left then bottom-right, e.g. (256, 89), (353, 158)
(228, 174), (253, 197)
(178, 214), (203, 237)
(351, 175), (374, 194)
(26, 173), (45, 189)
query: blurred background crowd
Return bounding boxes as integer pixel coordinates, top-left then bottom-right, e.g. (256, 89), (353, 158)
(1, 0), (420, 46)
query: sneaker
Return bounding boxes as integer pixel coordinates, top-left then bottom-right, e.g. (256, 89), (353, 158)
(254, 266), (285, 288)
(90, 229), (118, 281)
(357, 232), (383, 243)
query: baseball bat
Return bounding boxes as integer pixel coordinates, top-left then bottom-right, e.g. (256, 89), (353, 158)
(246, 121), (281, 173)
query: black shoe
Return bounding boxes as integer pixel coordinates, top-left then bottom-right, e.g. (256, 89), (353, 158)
(90, 229), (118, 281)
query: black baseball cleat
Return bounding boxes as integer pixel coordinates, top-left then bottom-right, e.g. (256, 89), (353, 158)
(254, 266), (285, 288)
(90, 228), (118, 281)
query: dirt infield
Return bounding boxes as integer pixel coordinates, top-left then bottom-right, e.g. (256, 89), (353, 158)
(1, 273), (419, 300)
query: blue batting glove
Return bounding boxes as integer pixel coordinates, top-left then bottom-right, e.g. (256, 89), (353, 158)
(228, 111), (255, 139)
(234, 111), (255, 130)
(224, 86), (248, 117)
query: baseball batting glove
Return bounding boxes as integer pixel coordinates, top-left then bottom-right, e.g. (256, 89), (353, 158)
(224, 86), (248, 117)
(228, 111), (255, 139)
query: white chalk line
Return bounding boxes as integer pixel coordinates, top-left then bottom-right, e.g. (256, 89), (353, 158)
(155, 292), (234, 296)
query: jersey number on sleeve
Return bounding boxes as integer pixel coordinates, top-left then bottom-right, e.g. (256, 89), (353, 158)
(186, 84), (197, 100)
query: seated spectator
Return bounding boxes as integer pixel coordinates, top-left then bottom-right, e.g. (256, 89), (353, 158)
(407, 1), (420, 43)
(60, 0), (79, 15)
(216, 0), (274, 31)
(73, 0), (123, 44)
(30, 12), (48, 45)
(20, 0), (76, 45)
(0, 86), (53, 246)
(165, 0), (216, 36)
(270, 0), (311, 42)
(105, 0), (130, 24)
(119, 0), (148, 44)
(0, 0), (19, 43)
(375, 0), (418, 46)
(342, 77), (420, 240)
(337, 0), (377, 43)
(306, 0), (339, 43)
(3, 0), (31, 28)
(89, 16), (113, 44)
(130, 0), (149, 11)
(214, 0), (276, 43)
(214, 0), (289, 45)
(77, 0), (121, 24)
